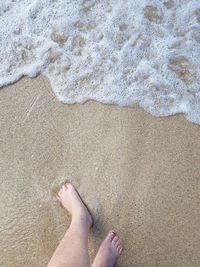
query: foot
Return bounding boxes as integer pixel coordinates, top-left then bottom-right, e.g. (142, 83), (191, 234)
(57, 182), (93, 228)
(92, 230), (122, 267)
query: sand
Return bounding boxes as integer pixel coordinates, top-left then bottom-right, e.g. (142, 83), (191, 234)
(0, 75), (200, 267)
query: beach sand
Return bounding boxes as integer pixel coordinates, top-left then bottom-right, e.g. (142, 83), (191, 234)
(0, 75), (200, 267)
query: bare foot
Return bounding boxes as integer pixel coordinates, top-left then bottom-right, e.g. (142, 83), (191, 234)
(57, 182), (93, 228)
(92, 230), (122, 267)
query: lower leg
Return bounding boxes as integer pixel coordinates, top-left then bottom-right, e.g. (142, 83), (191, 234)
(47, 183), (93, 267)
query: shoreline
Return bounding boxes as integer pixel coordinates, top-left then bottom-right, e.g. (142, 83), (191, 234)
(0, 75), (200, 267)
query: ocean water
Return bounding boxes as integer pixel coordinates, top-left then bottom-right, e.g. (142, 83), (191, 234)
(1, 0), (200, 124)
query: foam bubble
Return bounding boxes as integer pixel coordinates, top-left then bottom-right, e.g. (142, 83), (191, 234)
(0, 0), (200, 124)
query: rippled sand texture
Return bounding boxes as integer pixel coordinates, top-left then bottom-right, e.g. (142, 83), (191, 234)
(1, 76), (200, 267)
(0, 0), (200, 123)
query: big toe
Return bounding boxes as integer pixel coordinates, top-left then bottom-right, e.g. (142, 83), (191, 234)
(65, 182), (73, 190)
(106, 230), (116, 241)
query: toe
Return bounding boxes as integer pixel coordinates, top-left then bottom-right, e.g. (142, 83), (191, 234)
(64, 182), (70, 187)
(66, 183), (75, 192)
(58, 190), (63, 196)
(62, 184), (67, 190)
(58, 190), (62, 197)
(116, 243), (121, 250)
(107, 230), (116, 241)
(57, 195), (61, 202)
(119, 247), (123, 255)
(115, 240), (120, 247)
(112, 235), (119, 245)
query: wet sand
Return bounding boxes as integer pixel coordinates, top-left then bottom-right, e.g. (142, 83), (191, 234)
(0, 75), (200, 267)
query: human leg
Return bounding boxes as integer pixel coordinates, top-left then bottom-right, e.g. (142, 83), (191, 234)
(47, 183), (93, 267)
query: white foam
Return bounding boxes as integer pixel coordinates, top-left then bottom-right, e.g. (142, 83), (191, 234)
(1, 0), (200, 124)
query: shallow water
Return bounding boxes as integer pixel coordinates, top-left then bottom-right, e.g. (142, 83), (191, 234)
(1, 76), (200, 267)
(0, 0), (200, 123)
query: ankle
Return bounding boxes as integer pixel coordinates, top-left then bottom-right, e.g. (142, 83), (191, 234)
(72, 212), (91, 228)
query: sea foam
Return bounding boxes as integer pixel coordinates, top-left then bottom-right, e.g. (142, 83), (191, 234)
(1, 0), (200, 124)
